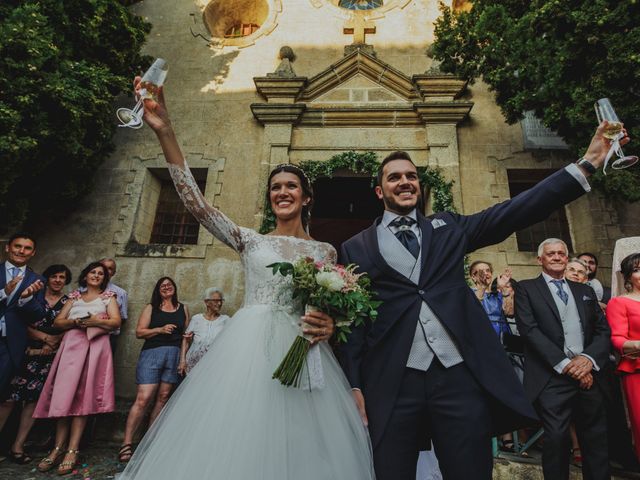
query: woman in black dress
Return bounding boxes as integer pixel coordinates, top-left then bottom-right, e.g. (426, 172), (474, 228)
(118, 277), (189, 463)
(0, 265), (71, 465)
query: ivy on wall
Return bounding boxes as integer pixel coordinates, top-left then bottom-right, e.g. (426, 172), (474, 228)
(259, 151), (458, 234)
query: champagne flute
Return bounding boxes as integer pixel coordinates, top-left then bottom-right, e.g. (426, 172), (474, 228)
(594, 98), (638, 173)
(116, 58), (168, 129)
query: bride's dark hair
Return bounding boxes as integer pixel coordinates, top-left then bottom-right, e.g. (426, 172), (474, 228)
(267, 164), (314, 228)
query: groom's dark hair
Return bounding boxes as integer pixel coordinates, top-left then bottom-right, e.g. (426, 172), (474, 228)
(376, 151), (416, 186)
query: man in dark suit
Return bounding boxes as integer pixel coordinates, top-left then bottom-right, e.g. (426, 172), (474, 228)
(0, 233), (45, 398)
(339, 122), (620, 480)
(516, 239), (611, 479)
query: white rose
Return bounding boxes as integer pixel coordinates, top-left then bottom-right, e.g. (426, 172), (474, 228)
(315, 271), (345, 292)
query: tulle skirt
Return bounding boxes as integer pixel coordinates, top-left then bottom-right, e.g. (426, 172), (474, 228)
(118, 304), (375, 480)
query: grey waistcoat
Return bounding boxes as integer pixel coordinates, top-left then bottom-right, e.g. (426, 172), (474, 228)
(377, 224), (463, 371)
(549, 282), (584, 357)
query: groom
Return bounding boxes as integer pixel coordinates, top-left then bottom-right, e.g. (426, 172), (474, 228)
(339, 123), (621, 479)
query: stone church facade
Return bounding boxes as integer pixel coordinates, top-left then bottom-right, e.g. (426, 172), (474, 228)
(25, 0), (639, 397)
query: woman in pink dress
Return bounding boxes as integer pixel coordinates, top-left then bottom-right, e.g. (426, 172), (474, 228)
(607, 252), (640, 459)
(34, 261), (121, 474)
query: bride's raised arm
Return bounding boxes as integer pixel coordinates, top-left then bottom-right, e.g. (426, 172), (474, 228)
(138, 78), (245, 252)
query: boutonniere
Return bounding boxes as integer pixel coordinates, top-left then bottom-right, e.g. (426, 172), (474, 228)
(431, 218), (447, 229)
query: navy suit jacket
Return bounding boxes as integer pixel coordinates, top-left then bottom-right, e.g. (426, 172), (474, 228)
(0, 265), (46, 374)
(339, 168), (586, 448)
(514, 276), (611, 402)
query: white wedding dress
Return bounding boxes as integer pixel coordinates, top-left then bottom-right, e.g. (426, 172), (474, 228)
(118, 162), (375, 479)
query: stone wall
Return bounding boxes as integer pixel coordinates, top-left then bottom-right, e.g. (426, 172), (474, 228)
(20, 0), (639, 400)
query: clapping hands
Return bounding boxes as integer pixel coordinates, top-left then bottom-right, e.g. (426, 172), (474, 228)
(496, 268), (512, 291)
(4, 277), (44, 298)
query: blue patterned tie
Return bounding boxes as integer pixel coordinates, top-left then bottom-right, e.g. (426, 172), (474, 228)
(390, 216), (420, 258)
(8, 266), (19, 280)
(551, 279), (568, 305)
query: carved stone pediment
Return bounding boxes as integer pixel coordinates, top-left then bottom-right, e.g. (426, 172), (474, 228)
(251, 49), (473, 127)
(299, 49), (419, 102)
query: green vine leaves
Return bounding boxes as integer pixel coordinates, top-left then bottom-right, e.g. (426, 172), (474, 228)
(259, 151), (457, 234)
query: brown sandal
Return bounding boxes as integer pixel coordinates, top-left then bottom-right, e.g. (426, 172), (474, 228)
(118, 443), (134, 463)
(37, 445), (65, 472)
(57, 448), (79, 475)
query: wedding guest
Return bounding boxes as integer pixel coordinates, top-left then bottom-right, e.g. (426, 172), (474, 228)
(607, 252), (640, 460)
(99, 258), (128, 353)
(470, 261), (516, 453)
(0, 233), (46, 398)
(565, 258), (589, 284)
(0, 265), (70, 464)
(179, 287), (230, 375)
(33, 262), (120, 474)
(578, 252), (611, 304)
(515, 239), (611, 480)
(118, 277), (188, 463)
(494, 277), (521, 342)
(469, 261), (512, 339)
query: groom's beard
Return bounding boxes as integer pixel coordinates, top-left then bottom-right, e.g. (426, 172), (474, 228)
(381, 191), (421, 216)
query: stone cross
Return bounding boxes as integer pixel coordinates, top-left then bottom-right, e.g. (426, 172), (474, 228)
(343, 14), (376, 45)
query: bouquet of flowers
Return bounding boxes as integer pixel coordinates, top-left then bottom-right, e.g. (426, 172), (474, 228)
(267, 257), (381, 387)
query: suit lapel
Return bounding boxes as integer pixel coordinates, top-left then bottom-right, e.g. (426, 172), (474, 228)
(567, 281), (588, 333)
(0, 262), (5, 288)
(534, 275), (562, 324)
(363, 219), (414, 286)
(417, 213), (433, 282)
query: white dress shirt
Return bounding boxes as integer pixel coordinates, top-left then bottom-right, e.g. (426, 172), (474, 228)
(0, 261), (28, 336)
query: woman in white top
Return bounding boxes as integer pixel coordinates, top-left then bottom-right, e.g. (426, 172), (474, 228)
(179, 288), (230, 374)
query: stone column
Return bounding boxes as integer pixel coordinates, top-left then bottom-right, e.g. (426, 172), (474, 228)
(250, 77), (307, 227)
(413, 74), (473, 211)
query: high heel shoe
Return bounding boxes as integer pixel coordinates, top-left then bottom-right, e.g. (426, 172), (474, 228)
(37, 445), (66, 472)
(57, 448), (79, 475)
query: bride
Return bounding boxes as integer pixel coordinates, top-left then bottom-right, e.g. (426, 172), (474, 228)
(117, 80), (375, 479)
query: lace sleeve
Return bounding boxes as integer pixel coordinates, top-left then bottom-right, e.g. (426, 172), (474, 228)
(323, 244), (338, 265)
(168, 162), (245, 252)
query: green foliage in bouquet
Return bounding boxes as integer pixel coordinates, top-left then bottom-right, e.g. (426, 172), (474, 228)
(267, 258), (381, 387)
(268, 258), (381, 343)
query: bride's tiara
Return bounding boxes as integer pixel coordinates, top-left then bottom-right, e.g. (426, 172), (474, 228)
(272, 163), (312, 186)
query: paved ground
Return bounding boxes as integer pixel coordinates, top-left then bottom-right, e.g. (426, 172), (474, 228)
(1, 443), (639, 480)
(0, 443), (124, 480)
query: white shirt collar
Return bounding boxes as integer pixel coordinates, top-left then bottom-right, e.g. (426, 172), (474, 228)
(542, 271), (565, 285)
(5, 261), (26, 274)
(381, 209), (417, 228)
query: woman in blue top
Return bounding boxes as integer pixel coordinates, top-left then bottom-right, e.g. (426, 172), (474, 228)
(470, 261), (512, 339)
